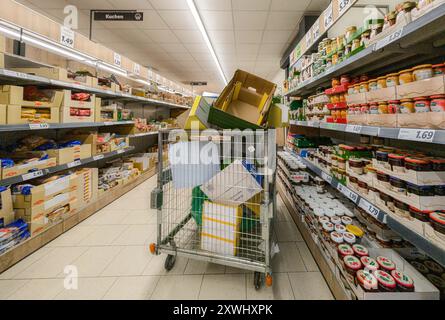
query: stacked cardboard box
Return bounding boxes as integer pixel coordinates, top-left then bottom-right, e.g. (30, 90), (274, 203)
(60, 90), (96, 123)
(0, 187), (15, 227)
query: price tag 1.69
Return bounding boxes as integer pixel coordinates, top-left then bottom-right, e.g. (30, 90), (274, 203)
(337, 184), (359, 203)
(359, 198), (380, 220)
(398, 128), (435, 143)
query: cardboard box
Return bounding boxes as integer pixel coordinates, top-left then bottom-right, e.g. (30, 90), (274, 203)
(1, 156), (56, 179)
(94, 97), (102, 122)
(346, 92), (367, 105)
(61, 90), (95, 109)
(0, 85), (63, 107)
(7, 105), (59, 124)
(60, 106), (95, 123)
(10, 66), (71, 82)
(397, 76), (445, 100)
(397, 112), (445, 129)
(201, 201), (242, 257)
(347, 114), (367, 125)
(0, 188), (14, 227)
(366, 87), (397, 103)
(213, 69), (276, 128)
(200, 160), (263, 206)
(184, 96), (210, 130)
(0, 104), (5, 125)
(63, 132), (98, 155)
(100, 106), (118, 122)
(367, 114), (397, 127)
(92, 78), (120, 92)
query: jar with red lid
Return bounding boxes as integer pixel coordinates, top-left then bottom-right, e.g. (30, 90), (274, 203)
(376, 256), (396, 272)
(356, 270), (378, 292)
(352, 244), (369, 258)
(338, 244), (354, 260)
(432, 63), (445, 77)
(431, 158), (445, 171)
(405, 157), (432, 171)
(388, 100), (401, 114)
(360, 103), (369, 114)
(388, 153), (406, 172)
(369, 102), (379, 114)
(409, 206), (432, 222)
(391, 270), (415, 292)
(414, 97), (431, 113)
(375, 270), (397, 292)
(430, 95), (445, 112)
(341, 75), (351, 86)
(361, 256), (379, 273)
(429, 212), (445, 235)
(343, 255), (362, 277)
(360, 75), (369, 82)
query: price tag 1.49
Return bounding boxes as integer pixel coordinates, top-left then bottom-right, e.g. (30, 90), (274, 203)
(359, 198), (380, 220)
(60, 26), (75, 48)
(337, 184), (359, 203)
(398, 128), (435, 143)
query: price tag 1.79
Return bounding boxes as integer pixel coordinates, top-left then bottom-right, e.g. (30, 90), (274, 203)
(337, 184), (359, 203)
(22, 170), (44, 181)
(398, 128), (435, 143)
(359, 198), (380, 220)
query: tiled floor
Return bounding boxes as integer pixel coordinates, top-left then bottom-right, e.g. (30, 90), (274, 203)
(0, 176), (334, 300)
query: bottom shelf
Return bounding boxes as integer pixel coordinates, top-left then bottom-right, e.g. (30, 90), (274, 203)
(0, 167), (157, 274)
(277, 181), (352, 300)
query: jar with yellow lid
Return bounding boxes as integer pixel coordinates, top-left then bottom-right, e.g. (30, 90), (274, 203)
(337, 34), (346, 49)
(346, 26), (357, 41)
(386, 73), (399, 87)
(352, 39), (361, 52)
(346, 225), (365, 243)
(377, 76), (387, 89)
(398, 69), (413, 85)
(368, 79), (378, 91)
(359, 81), (369, 93)
(400, 98), (415, 113)
(378, 102), (389, 114)
(354, 83), (361, 93)
(412, 64), (433, 81)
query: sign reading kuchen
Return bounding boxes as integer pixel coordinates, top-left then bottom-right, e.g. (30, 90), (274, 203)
(94, 11), (144, 21)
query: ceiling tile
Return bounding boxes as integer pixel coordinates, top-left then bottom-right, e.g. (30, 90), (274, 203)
(271, 0), (311, 11)
(90, 29), (124, 43)
(235, 30), (263, 44)
(170, 52), (195, 61)
(108, 0), (153, 9)
(191, 52), (214, 62)
(158, 10), (197, 29)
(208, 30), (235, 43)
(112, 29), (153, 43)
(184, 43), (209, 53)
(259, 43), (284, 54)
(65, 0), (111, 9)
(195, 0), (231, 11)
(232, 0), (271, 11)
(159, 43), (189, 53)
(214, 43), (236, 54)
(141, 29), (180, 43)
(138, 10), (168, 29)
(173, 30), (204, 43)
(201, 11), (233, 30)
(306, 0), (331, 12)
(266, 11), (302, 30)
(262, 30), (293, 43)
(27, 0), (64, 8)
(149, 0), (189, 10)
(234, 11), (268, 30)
(237, 43), (259, 54)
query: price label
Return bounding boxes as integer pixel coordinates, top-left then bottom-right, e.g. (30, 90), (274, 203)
(345, 125), (362, 134)
(398, 128), (435, 143)
(104, 122), (115, 126)
(67, 160), (81, 168)
(93, 154), (105, 161)
(133, 63), (140, 75)
(324, 2), (334, 29)
(117, 149), (125, 154)
(338, 0), (351, 15)
(312, 21), (320, 41)
(305, 32), (312, 48)
(359, 198), (380, 219)
(29, 123), (50, 130)
(3, 70), (18, 78)
(375, 27), (403, 50)
(60, 26), (75, 48)
(114, 52), (122, 67)
(307, 121), (319, 127)
(337, 184), (359, 203)
(321, 171), (333, 184)
(22, 170), (44, 181)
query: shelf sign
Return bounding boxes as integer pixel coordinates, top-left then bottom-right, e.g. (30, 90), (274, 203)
(94, 11), (144, 21)
(358, 198), (380, 220)
(60, 26), (75, 48)
(375, 27), (403, 51)
(93, 154), (105, 161)
(398, 128), (435, 143)
(324, 2), (334, 29)
(117, 149), (125, 154)
(337, 183), (359, 203)
(133, 63), (140, 75)
(114, 52), (122, 67)
(312, 21), (320, 41)
(22, 170), (44, 181)
(321, 171), (333, 184)
(345, 124), (362, 134)
(305, 32), (312, 48)
(67, 160), (82, 168)
(29, 123), (50, 130)
(338, 0), (351, 15)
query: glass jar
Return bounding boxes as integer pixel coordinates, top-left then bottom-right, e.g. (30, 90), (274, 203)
(430, 95), (445, 112)
(378, 102), (389, 114)
(358, 181), (369, 195)
(386, 73), (399, 87)
(405, 157), (432, 171)
(406, 183), (435, 197)
(389, 153), (406, 172)
(398, 69), (413, 85)
(412, 64), (433, 81)
(394, 199), (410, 218)
(347, 85), (356, 95)
(359, 81), (369, 93)
(349, 159), (364, 174)
(352, 39), (361, 51)
(414, 97), (431, 113)
(409, 207), (432, 222)
(332, 78), (340, 87)
(376, 171), (390, 188)
(369, 79), (378, 91)
(432, 63), (445, 77)
(388, 100), (401, 114)
(346, 26), (357, 41)
(379, 192), (394, 211)
(377, 76), (387, 89)
(341, 75), (351, 86)
(361, 103), (369, 114)
(400, 99), (415, 113)
(337, 157), (346, 170)
(369, 102), (379, 114)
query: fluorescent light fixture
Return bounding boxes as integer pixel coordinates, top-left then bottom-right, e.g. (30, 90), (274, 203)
(0, 21), (21, 40)
(186, 0), (227, 86)
(96, 61), (128, 78)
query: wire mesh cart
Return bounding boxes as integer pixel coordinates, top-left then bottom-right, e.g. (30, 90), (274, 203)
(150, 129), (276, 289)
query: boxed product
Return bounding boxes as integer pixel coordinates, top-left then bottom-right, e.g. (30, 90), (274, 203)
(201, 201), (242, 256)
(0, 220), (30, 253)
(211, 70), (276, 129)
(60, 106), (95, 123)
(7, 105), (59, 124)
(61, 90), (95, 109)
(397, 75), (445, 100)
(1, 153), (57, 179)
(92, 78), (120, 92)
(0, 187), (14, 227)
(200, 160), (263, 207)
(0, 85), (63, 107)
(0, 104), (6, 125)
(183, 96), (210, 130)
(46, 144), (92, 165)
(129, 153), (155, 172)
(74, 168), (98, 206)
(63, 131), (98, 155)
(10, 66), (71, 83)
(94, 97), (102, 122)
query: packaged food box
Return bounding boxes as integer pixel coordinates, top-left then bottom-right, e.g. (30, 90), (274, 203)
(0, 187), (14, 227)
(1, 155), (57, 180)
(92, 78), (120, 92)
(46, 144), (91, 165)
(0, 85), (63, 107)
(397, 75), (445, 100)
(7, 105), (59, 124)
(10, 66), (71, 83)
(397, 113), (445, 129)
(0, 104), (6, 125)
(94, 97), (102, 122)
(366, 87), (397, 103)
(60, 106), (95, 123)
(367, 114), (397, 127)
(61, 90), (95, 109)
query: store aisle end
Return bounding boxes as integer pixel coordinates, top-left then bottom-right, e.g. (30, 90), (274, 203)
(0, 175), (332, 300)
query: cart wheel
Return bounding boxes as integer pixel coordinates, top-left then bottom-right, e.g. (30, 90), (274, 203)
(265, 273), (273, 287)
(254, 272), (263, 290)
(164, 254), (176, 271)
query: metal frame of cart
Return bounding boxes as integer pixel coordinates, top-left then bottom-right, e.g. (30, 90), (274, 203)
(150, 129), (276, 289)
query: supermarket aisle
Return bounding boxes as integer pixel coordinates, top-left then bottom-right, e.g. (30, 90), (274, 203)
(0, 175), (333, 300)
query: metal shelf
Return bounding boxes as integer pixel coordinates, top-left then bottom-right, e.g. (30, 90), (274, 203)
(0, 121), (135, 132)
(0, 68), (191, 110)
(128, 131), (158, 138)
(0, 146), (135, 187)
(285, 3), (445, 97)
(285, 148), (445, 266)
(290, 120), (445, 145)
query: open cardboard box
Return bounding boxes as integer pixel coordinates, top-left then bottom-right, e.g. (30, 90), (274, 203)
(0, 85), (63, 107)
(397, 76), (445, 99)
(62, 131), (98, 155)
(346, 92), (367, 105)
(61, 90), (95, 109)
(92, 78), (120, 92)
(46, 144), (91, 165)
(212, 69), (276, 128)
(372, 159), (445, 186)
(7, 105), (59, 124)
(397, 112), (445, 129)
(366, 87), (397, 103)
(346, 114), (367, 125)
(1, 154), (56, 179)
(367, 114), (397, 127)
(60, 106), (95, 123)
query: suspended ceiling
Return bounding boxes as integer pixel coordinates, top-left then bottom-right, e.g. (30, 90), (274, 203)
(15, 0), (330, 94)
